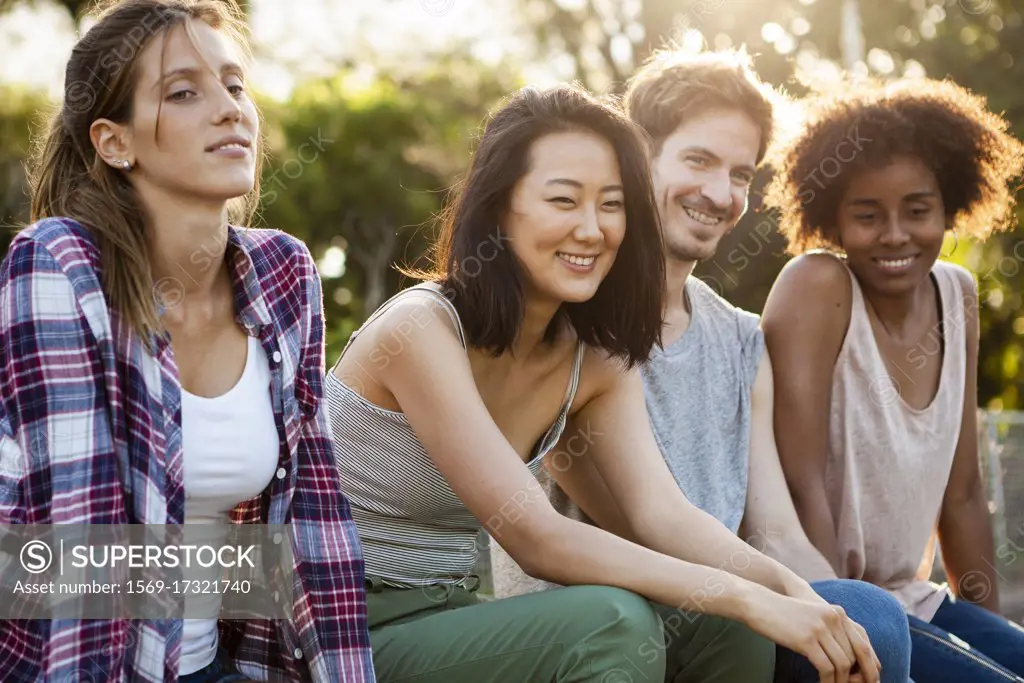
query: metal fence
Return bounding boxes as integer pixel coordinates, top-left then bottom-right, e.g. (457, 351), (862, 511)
(962, 409), (1024, 621)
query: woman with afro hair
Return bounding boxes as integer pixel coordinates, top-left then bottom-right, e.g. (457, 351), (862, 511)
(760, 76), (1024, 683)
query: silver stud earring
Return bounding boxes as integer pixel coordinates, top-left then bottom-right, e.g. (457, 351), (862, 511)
(119, 159), (131, 171)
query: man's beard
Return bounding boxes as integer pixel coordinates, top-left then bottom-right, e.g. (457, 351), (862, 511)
(665, 200), (731, 263)
(666, 234), (717, 263)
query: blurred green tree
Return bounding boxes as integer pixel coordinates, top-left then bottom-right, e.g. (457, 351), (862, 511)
(0, 85), (48, 253)
(254, 57), (517, 356)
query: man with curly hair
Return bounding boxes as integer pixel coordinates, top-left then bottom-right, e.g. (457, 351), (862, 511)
(761, 77), (1024, 682)
(492, 48), (914, 683)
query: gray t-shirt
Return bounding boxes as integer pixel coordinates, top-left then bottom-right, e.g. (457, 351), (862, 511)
(643, 277), (765, 533)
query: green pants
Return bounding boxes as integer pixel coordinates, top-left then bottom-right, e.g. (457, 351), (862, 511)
(366, 577), (775, 682)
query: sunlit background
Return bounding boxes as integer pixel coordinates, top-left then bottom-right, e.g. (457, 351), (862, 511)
(1, 0), (1024, 617)
(6, 0), (1016, 396)
(1, 1), (980, 100)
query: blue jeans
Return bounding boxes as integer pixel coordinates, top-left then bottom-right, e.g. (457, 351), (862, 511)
(774, 579), (912, 683)
(907, 595), (1024, 682)
(178, 649), (249, 683)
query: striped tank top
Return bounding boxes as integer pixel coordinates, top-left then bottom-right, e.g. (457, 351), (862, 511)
(326, 283), (585, 587)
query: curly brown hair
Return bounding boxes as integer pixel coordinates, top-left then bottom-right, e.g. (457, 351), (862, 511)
(763, 77), (1024, 255)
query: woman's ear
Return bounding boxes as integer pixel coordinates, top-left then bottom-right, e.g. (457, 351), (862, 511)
(90, 118), (135, 171)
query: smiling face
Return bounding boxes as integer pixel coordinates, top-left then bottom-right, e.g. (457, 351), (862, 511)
(110, 18), (259, 205)
(836, 155), (947, 296)
(503, 129), (627, 305)
(651, 107), (760, 263)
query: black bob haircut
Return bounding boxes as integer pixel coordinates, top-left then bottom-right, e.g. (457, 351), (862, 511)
(411, 84), (666, 369)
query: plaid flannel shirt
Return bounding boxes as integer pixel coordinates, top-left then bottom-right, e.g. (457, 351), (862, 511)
(0, 218), (376, 682)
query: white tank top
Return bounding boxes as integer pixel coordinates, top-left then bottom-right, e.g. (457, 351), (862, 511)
(827, 258), (967, 621)
(179, 335), (280, 675)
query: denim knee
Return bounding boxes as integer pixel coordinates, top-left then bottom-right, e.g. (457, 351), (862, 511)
(811, 579), (911, 683)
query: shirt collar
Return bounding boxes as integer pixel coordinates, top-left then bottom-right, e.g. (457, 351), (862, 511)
(225, 225), (273, 333)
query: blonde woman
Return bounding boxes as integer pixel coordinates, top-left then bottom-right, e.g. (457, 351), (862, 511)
(0, 1), (374, 681)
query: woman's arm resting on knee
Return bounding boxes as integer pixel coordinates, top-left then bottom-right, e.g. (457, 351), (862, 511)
(761, 254), (852, 574)
(574, 357), (817, 601)
(549, 350), (840, 584)
(373, 300), (767, 618)
(937, 271), (1000, 612)
(569, 355), (880, 683)
(375, 299), (878, 682)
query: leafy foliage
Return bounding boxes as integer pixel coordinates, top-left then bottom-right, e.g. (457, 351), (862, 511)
(0, 85), (49, 249)
(253, 60), (517, 357)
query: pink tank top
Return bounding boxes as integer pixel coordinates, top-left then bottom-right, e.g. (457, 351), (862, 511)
(827, 258), (967, 621)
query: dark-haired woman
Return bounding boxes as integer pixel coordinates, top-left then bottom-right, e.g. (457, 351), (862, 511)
(328, 84), (883, 683)
(0, 1), (373, 681)
(762, 77), (1024, 683)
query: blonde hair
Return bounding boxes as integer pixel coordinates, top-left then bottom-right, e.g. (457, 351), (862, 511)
(29, 0), (258, 338)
